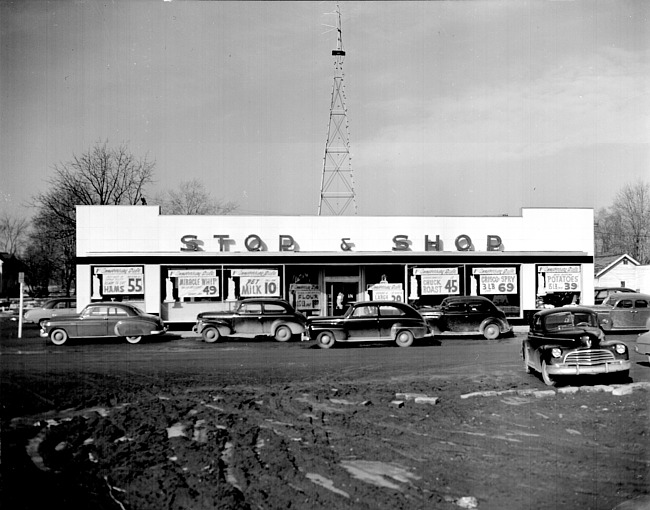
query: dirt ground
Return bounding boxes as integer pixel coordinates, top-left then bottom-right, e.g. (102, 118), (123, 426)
(2, 366), (649, 510)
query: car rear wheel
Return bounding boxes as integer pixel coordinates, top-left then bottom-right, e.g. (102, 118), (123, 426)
(202, 326), (220, 343)
(50, 328), (68, 346)
(395, 330), (414, 347)
(483, 323), (500, 340)
(125, 336), (142, 344)
(317, 331), (336, 349)
(274, 325), (292, 342)
(541, 360), (556, 386)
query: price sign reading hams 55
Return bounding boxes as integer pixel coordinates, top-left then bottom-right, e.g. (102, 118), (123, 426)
(539, 266), (581, 293)
(170, 270), (219, 298)
(473, 268), (517, 295)
(95, 266), (144, 295)
(415, 268), (460, 295)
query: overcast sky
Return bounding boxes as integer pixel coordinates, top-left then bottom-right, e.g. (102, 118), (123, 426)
(1, 1), (649, 219)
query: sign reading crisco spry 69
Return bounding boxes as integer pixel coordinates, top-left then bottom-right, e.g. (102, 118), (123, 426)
(539, 266), (581, 292)
(95, 266), (144, 295)
(415, 268), (460, 295)
(473, 268), (517, 295)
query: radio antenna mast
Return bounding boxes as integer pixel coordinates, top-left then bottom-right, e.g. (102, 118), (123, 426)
(318, 2), (357, 215)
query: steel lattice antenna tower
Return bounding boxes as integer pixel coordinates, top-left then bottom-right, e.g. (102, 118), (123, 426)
(318, 2), (357, 216)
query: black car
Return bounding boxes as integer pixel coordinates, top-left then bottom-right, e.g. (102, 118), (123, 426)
(522, 306), (630, 386)
(305, 300), (434, 349)
(194, 298), (307, 343)
(417, 295), (512, 339)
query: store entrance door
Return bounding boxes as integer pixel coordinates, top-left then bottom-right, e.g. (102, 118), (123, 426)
(326, 279), (359, 316)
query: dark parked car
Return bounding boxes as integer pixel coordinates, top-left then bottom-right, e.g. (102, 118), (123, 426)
(41, 302), (168, 346)
(594, 286), (635, 305)
(24, 297), (77, 326)
(592, 292), (650, 332)
(305, 300), (434, 349)
(522, 307), (630, 386)
(193, 298), (307, 343)
(417, 295), (512, 339)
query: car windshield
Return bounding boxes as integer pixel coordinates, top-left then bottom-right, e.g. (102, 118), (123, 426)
(544, 311), (596, 332)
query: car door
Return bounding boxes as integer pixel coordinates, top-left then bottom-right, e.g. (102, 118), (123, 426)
(610, 298), (635, 329)
(106, 306), (131, 336)
(443, 302), (469, 332)
(377, 305), (407, 339)
(464, 301), (491, 332)
(260, 302), (287, 334)
(78, 306), (110, 337)
(346, 305), (379, 339)
(631, 299), (650, 329)
(232, 302), (264, 335)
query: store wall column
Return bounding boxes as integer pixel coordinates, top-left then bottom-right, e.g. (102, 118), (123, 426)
(76, 265), (91, 312)
(145, 265), (161, 316)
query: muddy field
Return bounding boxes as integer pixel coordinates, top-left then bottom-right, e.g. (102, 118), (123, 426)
(2, 371), (649, 509)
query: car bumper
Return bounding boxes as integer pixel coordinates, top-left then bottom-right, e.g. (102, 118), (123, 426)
(39, 329), (48, 338)
(151, 325), (168, 335)
(546, 360), (631, 376)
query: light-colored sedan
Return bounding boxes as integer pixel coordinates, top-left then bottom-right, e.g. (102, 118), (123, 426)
(24, 298), (77, 327)
(593, 293), (650, 332)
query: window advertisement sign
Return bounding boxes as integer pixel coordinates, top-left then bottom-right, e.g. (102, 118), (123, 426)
(538, 266), (581, 293)
(369, 283), (404, 302)
(169, 270), (219, 298)
(291, 284), (320, 310)
(240, 276), (281, 297)
(473, 267), (517, 295)
(94, 266), (144, 295)
(415, 268), (460, 295)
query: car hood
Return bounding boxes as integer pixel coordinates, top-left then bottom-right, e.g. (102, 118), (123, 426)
(541, 326), (605, 346)
(197, 311), (236, 320)
(307, 315), (344, 324)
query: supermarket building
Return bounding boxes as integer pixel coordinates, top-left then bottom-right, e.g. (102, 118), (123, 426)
(76, 206), (595, 323)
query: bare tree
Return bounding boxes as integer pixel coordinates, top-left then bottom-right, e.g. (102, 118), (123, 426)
(156, 179), (237, 215)
(0, 213), (29, 256)
(30, 141), (156, 295)
(595, 180), (650, 264)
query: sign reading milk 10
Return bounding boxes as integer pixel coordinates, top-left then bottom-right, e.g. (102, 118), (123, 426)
(169, 269), (220, 298)
(232, 269), (280, 297)
(415, 268), (460, 295)
(473, 268), (518, 295)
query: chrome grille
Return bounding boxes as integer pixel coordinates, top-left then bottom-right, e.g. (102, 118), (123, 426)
(564, 349), (615, 365)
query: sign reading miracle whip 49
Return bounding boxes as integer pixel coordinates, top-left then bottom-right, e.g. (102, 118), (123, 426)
(169, 269), (219, 298)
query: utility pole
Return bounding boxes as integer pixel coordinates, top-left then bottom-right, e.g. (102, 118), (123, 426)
(318, 2), (357, 216)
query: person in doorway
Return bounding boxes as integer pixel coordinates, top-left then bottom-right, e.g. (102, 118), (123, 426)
(335, 292), (346, 315)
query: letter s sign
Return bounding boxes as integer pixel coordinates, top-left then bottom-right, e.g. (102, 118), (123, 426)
(180, 235), (204, 252)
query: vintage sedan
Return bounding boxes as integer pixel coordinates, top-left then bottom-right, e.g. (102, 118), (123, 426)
(522, 307), (630, 386)
(194, 298), (307, 343)
(593, 292), (650, 332)
(417, 295), (512, 339)
(40, 302), (168, 345)
(305, 301), (434, 349)
(24, 297), (77, 327)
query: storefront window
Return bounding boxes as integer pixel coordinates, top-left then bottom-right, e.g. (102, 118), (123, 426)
(164, 268), (221, 303)
(467, 266), (521, 317)
(286, 267), (320, 315)
(536, 265), (581, 308)
(408, 266), (464, 308)
(91, 266), (145, 302)
(365, 266), (405, 302)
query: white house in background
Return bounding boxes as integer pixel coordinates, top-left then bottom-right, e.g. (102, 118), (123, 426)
(594, 254), (650, 293)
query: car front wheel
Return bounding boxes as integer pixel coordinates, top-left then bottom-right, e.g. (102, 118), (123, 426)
(274, 325), (292, 342)
(317, 331), (336, 349)
(483, 323), (500, 340)
(202, 326), (220, 343)
(50, 328), (68, 346)
(125, 336), (142, 344)
(541, 360), (556, 386)
(395, 330), (414, 347)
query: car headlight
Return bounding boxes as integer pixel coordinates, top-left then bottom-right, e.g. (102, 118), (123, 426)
(551, 348), (562, 358)
(615, 344), (627, 354)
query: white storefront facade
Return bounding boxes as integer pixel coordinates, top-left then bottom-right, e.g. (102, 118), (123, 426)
(76, 206), (595, 323)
